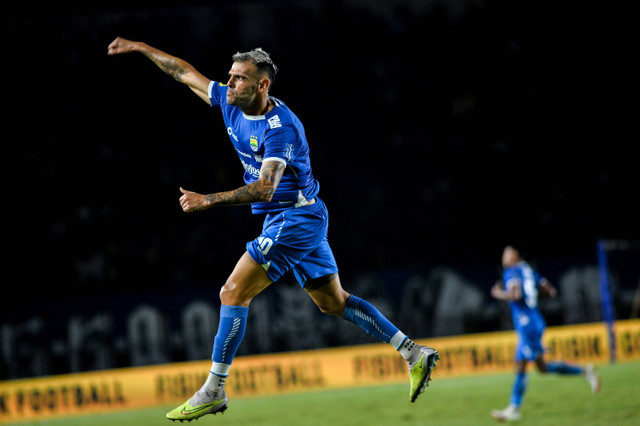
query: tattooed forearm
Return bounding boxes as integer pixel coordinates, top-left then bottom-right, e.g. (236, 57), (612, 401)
(142, 50), (186, 82)
(205, 161), (284, 207)
(206, 182), (272, 206)
(157, 57), (185, 81)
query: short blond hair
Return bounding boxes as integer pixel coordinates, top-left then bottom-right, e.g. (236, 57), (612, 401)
(232, 48), (278, 83)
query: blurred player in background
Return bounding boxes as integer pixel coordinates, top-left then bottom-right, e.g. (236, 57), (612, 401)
(107, 37), (439, 422)
(490, 245), (600, 422)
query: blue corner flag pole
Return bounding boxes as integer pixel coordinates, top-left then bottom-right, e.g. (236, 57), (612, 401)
(597, 239), (617, 363)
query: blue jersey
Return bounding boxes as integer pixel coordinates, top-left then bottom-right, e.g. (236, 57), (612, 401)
(502, 261), (546, 334)
(208, 81), (320, 214)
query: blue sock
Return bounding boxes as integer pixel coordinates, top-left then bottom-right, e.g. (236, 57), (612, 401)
(212, 305), (249, 366)
(342, 295), (399, 343)
(510, 372), (527, 407)
(546, 362), (583, 375)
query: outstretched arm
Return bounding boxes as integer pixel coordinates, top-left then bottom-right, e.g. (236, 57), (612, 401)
(179, 160), (286, 213)
(539, 278), (557, 299)
(107, 37), (211, 103)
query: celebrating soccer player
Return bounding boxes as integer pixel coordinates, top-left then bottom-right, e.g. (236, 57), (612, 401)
(107, 37), (439, 422)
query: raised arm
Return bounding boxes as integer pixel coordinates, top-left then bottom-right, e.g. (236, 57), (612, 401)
(107, 37), (211, 103)
(179, 160), (286, 213)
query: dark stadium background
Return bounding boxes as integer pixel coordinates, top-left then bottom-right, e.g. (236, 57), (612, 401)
(1, 0), (635, 379)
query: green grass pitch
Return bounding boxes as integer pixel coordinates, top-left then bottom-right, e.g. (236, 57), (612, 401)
(8, 361), (639, 425)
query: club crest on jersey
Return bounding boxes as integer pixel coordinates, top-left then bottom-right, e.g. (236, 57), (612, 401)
(250, 135), (259, 152)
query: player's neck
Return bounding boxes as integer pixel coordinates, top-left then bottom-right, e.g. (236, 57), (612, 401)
(242, 96), (273, 117)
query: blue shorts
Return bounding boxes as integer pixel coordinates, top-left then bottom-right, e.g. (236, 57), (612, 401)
(246, 197), (338, 287)
(514, 312), (546, 361)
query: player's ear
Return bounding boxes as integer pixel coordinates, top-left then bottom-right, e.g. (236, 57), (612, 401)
(258, 78), (270, 92)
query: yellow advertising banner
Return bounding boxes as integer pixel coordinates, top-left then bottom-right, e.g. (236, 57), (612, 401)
(1, 319), (639, 423)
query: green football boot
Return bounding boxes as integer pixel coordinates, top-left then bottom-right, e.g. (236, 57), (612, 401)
(408, 345), (439, 402)
(166, 387), (228, 422)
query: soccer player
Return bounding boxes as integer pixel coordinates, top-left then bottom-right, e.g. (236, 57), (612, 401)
(490, 245), (600, 422)
(107, 37), (439, 421)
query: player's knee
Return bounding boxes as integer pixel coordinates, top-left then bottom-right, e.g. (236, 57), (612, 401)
(219, 279), (250, 307)
(219, 283), (233, 305)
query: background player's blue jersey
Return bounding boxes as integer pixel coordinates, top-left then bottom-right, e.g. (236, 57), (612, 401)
(208, 81), (320, 214)
(502, 261), (546, 333)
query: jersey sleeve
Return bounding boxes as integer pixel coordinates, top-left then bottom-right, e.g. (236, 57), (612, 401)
(263, 125), (297, 165)
(208, 81), (228, 107)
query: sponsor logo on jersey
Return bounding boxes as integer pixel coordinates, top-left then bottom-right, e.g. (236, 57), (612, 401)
(227, 127), (238, 141)
(240, 159), (260, 178)
(268, 115), (282, 129)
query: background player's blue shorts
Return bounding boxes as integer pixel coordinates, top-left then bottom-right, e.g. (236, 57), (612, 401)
(246, 197), (338, 287)
(513, 312), (546, 361)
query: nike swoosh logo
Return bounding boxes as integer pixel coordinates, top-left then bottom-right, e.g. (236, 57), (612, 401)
(180, 401), (220, 416)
